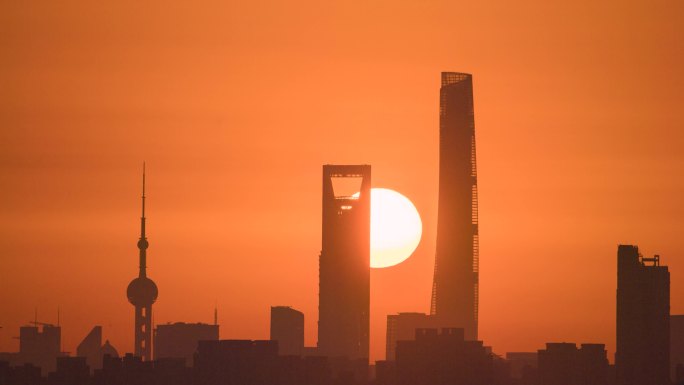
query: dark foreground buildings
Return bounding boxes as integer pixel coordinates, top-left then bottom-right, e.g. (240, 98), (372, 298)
(537, 343), (609, 385)
(431, 72), (479, 340)
(383, 328), (507, 385)
(1, 340), (331, 385)
(270, 306), (305, 356)
(154, 322), (219, 366)
(195, 340), (330, 385)
(616, 244), (670, 385)
(385, 313), (441, 361)
(317, 165), (371, 361)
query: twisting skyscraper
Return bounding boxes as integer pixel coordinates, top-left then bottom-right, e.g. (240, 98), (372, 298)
(318, 165), (371, 360)
(430, 72), (479, 340)
(127, 165), (159, 361)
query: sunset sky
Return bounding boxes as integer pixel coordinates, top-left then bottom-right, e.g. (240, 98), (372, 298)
(1, 0), (683, 363)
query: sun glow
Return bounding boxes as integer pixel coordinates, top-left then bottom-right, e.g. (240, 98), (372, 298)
(356, 188), (422, 268)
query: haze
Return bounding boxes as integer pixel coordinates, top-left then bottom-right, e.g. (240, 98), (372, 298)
(1, 0), (683, 363)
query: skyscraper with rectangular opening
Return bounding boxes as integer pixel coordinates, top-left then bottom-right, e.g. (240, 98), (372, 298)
(317, 165), (371, 360)
(430, 72), (479, 340)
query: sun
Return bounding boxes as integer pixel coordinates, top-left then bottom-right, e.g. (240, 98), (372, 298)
(356, 188), (422, 268)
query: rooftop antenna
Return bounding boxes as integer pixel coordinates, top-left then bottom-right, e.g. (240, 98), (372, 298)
(214, 302), (218, 326)
(34, 308), (37, 326)
(57, 307), (60, 327)
(139, 162), (148, 278)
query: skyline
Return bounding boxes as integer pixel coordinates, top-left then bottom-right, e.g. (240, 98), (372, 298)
(2, 0), (684, 364)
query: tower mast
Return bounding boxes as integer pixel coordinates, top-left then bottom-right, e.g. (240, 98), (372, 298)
(127, 163), (158, 361)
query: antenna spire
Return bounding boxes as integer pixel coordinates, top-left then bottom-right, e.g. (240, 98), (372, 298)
(142, 162), (146, 228)
(138, 162), (149, 277)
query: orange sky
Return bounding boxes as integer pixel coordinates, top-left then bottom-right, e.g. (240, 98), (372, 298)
(1, 0), (683, 363)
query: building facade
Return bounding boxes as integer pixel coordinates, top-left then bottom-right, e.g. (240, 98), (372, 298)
(538, 343), (609, 385)
(671, 315), (684, 383)
(154, 322), (219, 366)
(18, 324), (62, 374)
(393, 328), (504, 385)
(431, 72), (479, 340)
(270, 306), (304, 356)
(317, 165), (371, 361)
(385, 313), (441, 361)
(616, 244), (670, 385)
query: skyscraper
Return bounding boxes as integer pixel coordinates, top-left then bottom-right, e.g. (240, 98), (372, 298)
(431, 72), (479, 340)
(18, 323), (61, 374)
(317, 165), (371, 360)
(154, 322), (219, 366)
(126, 165), (159, 361)
(270, 306), (305, 356)
(616, 245), (670, 385)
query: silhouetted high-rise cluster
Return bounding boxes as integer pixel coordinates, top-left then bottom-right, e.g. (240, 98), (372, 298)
(1, 74), (681, 385)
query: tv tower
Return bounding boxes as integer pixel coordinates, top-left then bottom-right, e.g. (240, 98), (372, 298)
(126, 164), (158, 361)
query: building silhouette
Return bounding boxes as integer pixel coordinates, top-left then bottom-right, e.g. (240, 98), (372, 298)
(126, 165), (159, 361)
(430, 72), (479, 340)
(92, 353), (190, 385)
(194, 339), (331, 385)
(389, 328), (506, 385)
(18, 323), (62, 374)
(317, 165), (371, 361)
(154, 322), (219, 366)
(616, 245), (670, 385)
(76, 326), (119, 371)
(505, 352), (538, 381)
(47, 357), (90, 385)
(385, 313), (441, 361)
(537, 343), (609, 385)
(0, 361), (42, 385)
(672, 315), (684, 384)
(270, 306), (304, 356)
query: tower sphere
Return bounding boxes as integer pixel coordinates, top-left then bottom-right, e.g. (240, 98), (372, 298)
(137, 239), (149, 250)
(127, 277), (158, 307)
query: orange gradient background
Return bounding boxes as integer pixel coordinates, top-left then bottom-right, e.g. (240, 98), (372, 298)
(1, 0), (683, 363)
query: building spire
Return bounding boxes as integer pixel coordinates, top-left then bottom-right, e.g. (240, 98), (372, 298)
(141, 162), (146, 238)
(138, 162), (149, 277)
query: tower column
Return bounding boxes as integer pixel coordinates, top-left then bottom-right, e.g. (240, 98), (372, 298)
(127, 164), (158, 361)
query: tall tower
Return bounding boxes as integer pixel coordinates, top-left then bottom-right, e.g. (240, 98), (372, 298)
(317, 165), (371, 360)
(430, 72), (479, 340)
(127, 165), (158, 361)
(616, 245), (670, 385)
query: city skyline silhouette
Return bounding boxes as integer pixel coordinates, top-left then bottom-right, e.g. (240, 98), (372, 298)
(2, 0), (684, 374)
